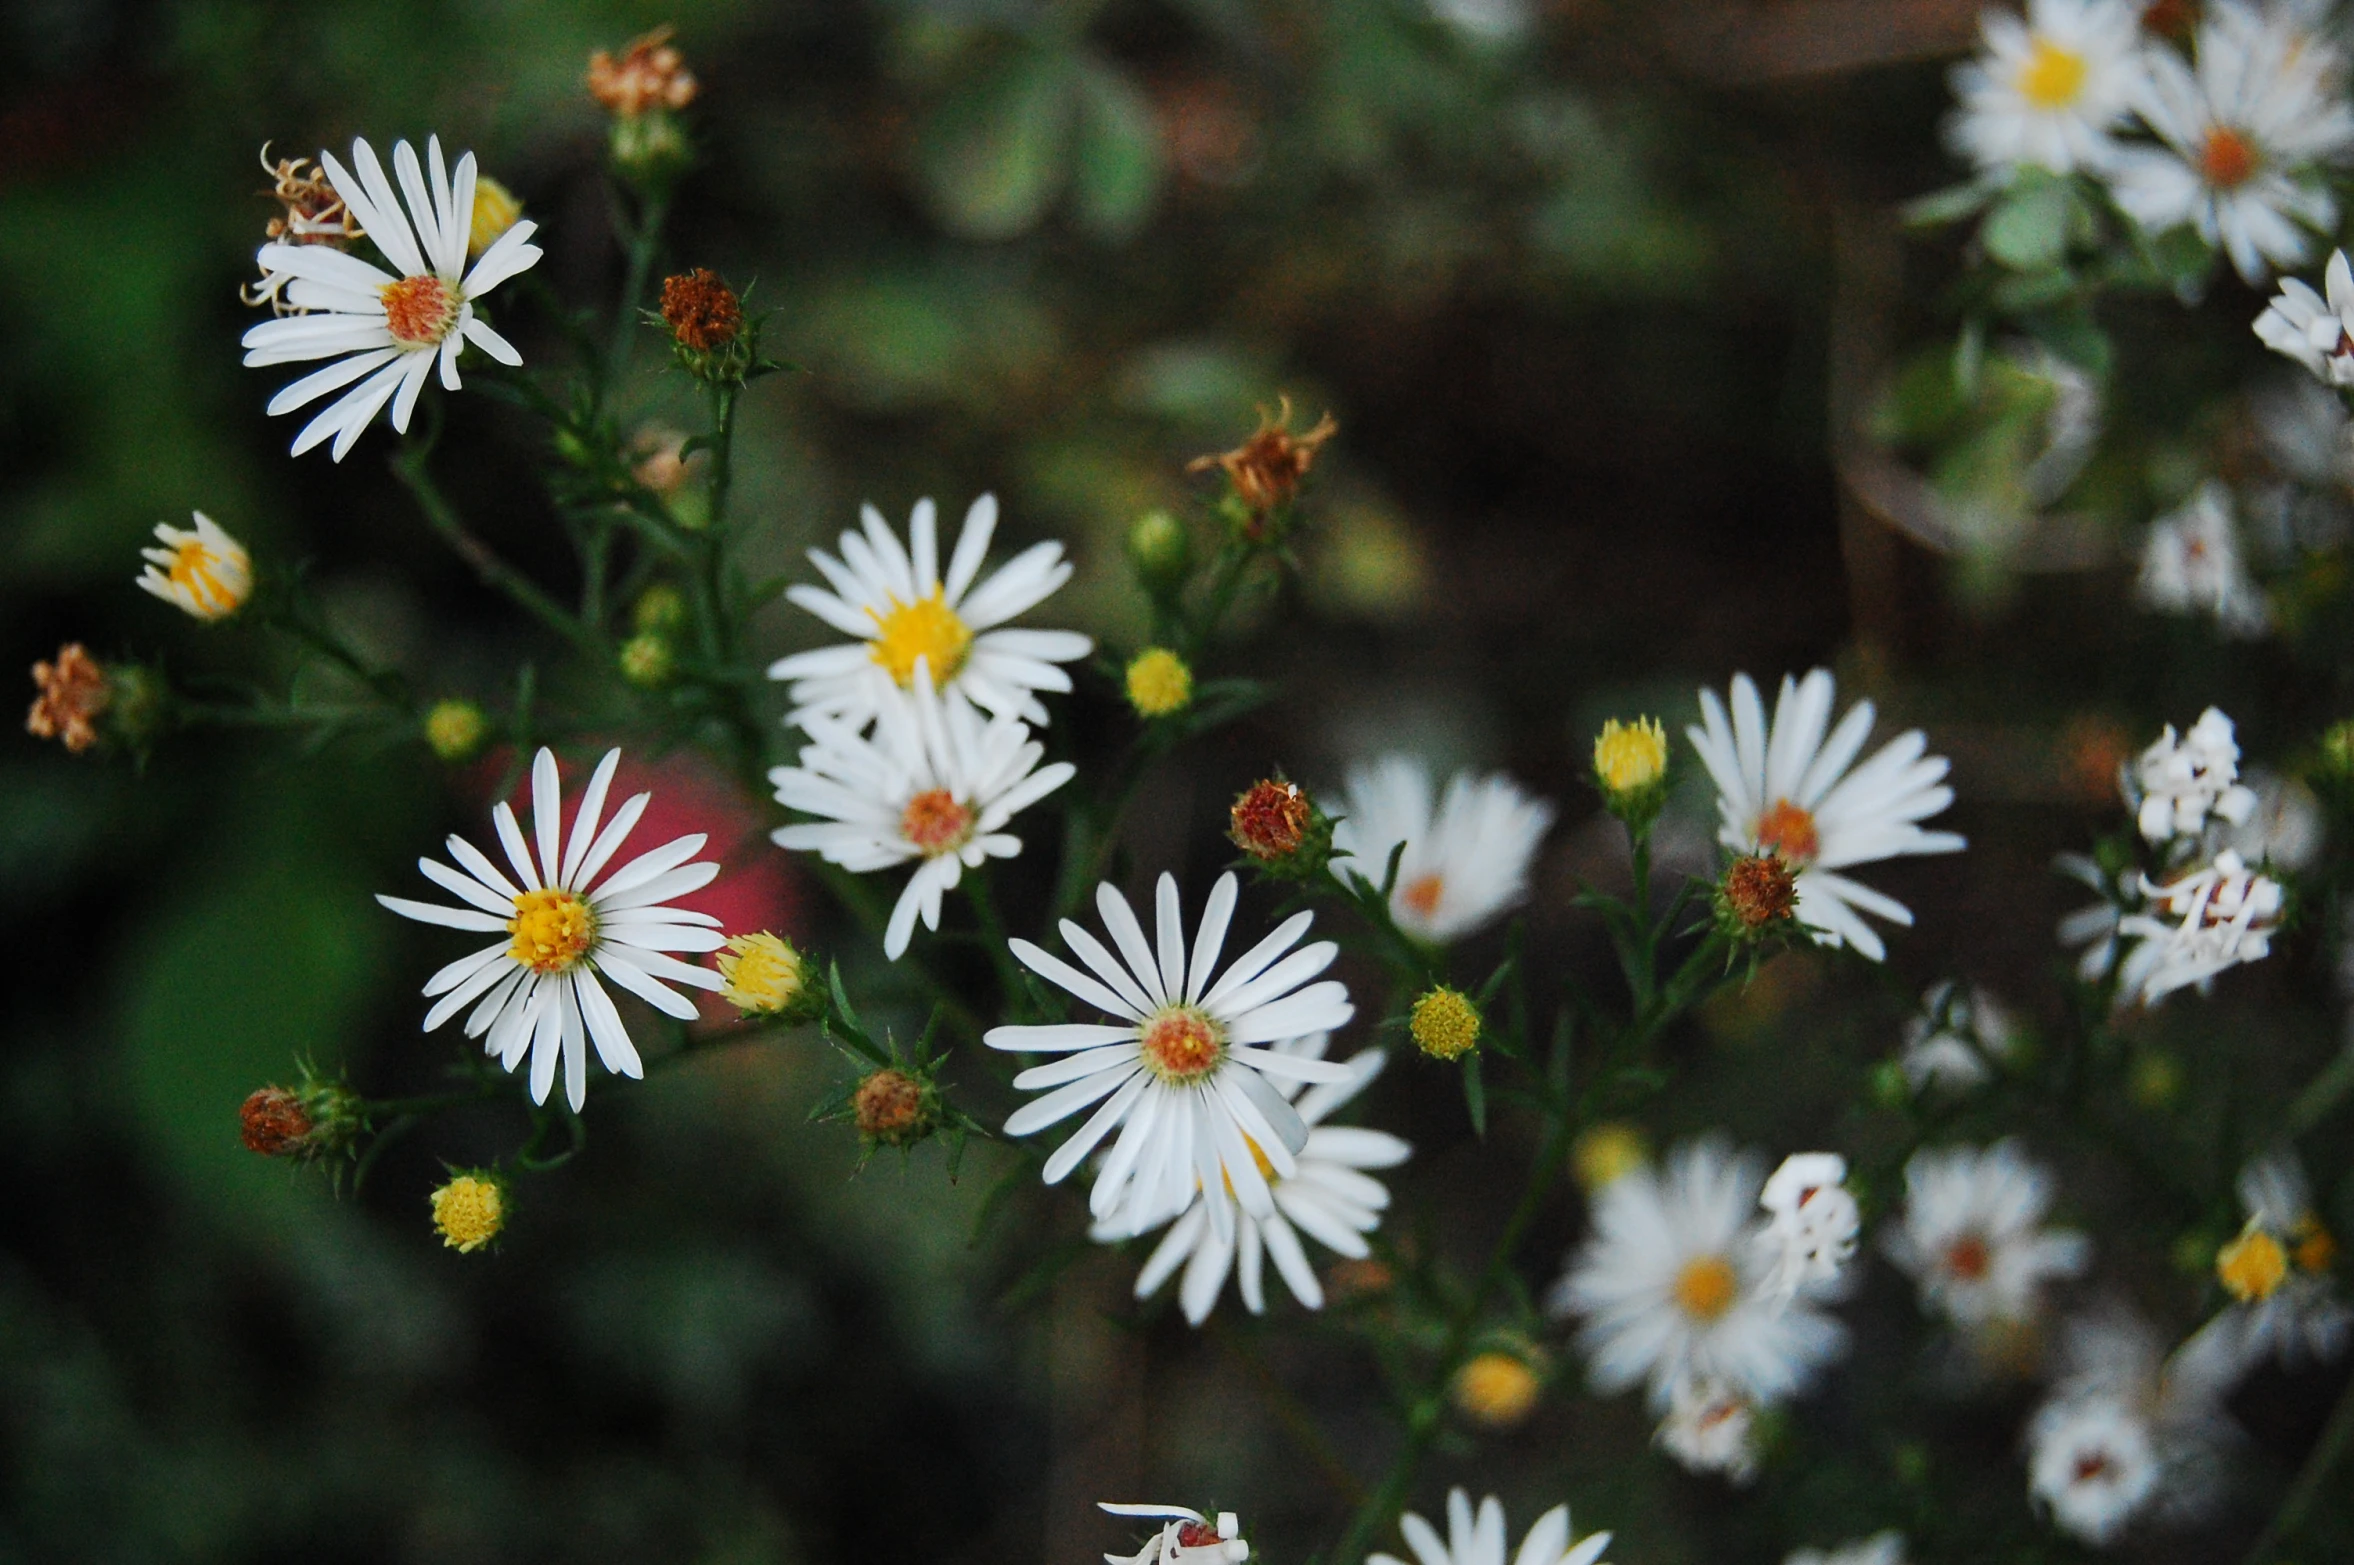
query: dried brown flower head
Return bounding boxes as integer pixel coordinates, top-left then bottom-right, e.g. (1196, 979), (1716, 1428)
(588, 26), (700, 117)
(1230, 779), (1311, 861)
(1719, 853), (1799, 932)
(854, 1068), (931, 1146)
(241, 145), (366, 311)
(240, 1087), (314, 1156)
(1189, 396), (1338, 517)
(660, 268), (741, 351)
(26, 644), (110, 754)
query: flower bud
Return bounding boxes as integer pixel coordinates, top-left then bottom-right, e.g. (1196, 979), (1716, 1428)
(423, 699), (489, 762)
(136, 512), (252, 622)
(618, 632), (674, 688)
(1126, 509), (1192, 588)
(1228, 779), (1332, 876)
(853, 1068), (937, 1148)
(659, 269), (754, 383)
(1452, 1350), (1542, 1428)
(1325, 1257), (1395, 1301)
(1571, 1122), (1648, 1190)
(1125, 647), (1193, 719)
(1409, 986), (1481, 1061)
(25, 643), (112, 754)
(716, 931), (823, 1023)
(1714, 853), (1799, 939)
(430, 1172), (507, 1254)
(468, 176), (524, 258)
(1593, 716), (1668, 823)
(589, 28), (698, 187)
(633, 584), (689, 635)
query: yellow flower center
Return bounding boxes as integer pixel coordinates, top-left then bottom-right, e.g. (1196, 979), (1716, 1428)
(1673, 1255), (1740, 1322)
(1594, 716), (1669, 793)
(430, 1175), (505, 1253)
(1125, 647), (1194, 717)
(1753, 798), (1820, 865)
(166, 539), (242, 615)
(2017, 36), (2090, 110)
(717, 931), (806, 1015)
(1140, 1006), (1225, 1084)
(2198, 126), (2259, 188)
(381, 273), (458, 347)
(867, 587), (973, 687)
(2218, 1222), (2290, 1302)
(469, 175), (523, 257)
(1410, 987), (1481, 1060)
(507, 887), (597, 974)
(900, 788), (975, 856)
(2294, 1216), (2338, 1275)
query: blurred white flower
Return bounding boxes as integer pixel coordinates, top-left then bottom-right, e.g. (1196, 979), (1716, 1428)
(1899, 979), (2021, 1094)
(376, 747), (724, 1112)
(2116, 847), (2285, 1002)
(2223, 768), (2325, 871)
(988, 872), (1357, 1239)
(2130, 707), (2257, 843)
(2056, 853), (2131, 982)
(1783, 1532), (1905, 1565)
(2200, 1150), (2350, 1371)
(768, 495), (1092, 729)
(2026, 1313), (2236, 1546)
(1102, 1035), (1410, 1324)
(1100, 1506), (1249, 1565)
(241, 136), (541, 461)
(1755, 1152), (1861, 1306)
(768, 667), (1074, 960)
(1549, 1138), (1848, 1412)
(1884, 1140), (2089, 1329)
(2135, 484), (2271, 638)
(1687, 669), (1965, 961)
(1654, 1373), (1761, 1483)
(1947, 0), (2145, 176)
(1328, 755), (1554, 944)
(134, 511), (250, 621)
(1368, 1489), (1611, 1565)
(2255, 248), (2354, 384)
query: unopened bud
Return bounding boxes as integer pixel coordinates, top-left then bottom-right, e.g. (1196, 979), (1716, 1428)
(633, 585), (688, 635)
(1126, 647), (1193, 719)
(854, 1068), (935, 1147)
(1127, 509), (1191, 587)
(1715, 853), (1798, 938)
(716, 932), (822, 1022)
(1593, 716), (1669, 823)
(1452, 1351), (1542, 1428)
(1572, 1122), (1648, 1190)
(423, 699), (488, 762)
(468, 176), (523, 258)
(618, 632), (674, 687)
(1410, 986), (1481, 1061)
(430, 1172), (507, 1254)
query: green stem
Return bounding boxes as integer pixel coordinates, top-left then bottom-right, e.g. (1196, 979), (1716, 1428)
(2287, 1046), (2354, 1137)
(2242, 1365), (2354, 1564)
(265, 599), (416, 715)
(965, 870), (1029, 1017)
(393, 443), (597, 653)
(605, 190), (669, 400)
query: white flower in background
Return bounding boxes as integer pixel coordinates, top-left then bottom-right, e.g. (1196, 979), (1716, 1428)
(2026, 1313), (2236, 1546)
(2015, 342), (2105, 505)
(1367, 1489), (1612, 1565)
(1327, 755), (1554, 944)
(1947, 0), (2145, 176)
(1549, 1138), (1848, 1411)
(2115, 847), (2285, 1003)
(768, 496), (1093, 728)
(134, 511), (251, 621)
(2135, 484), (2271, 638)
(241, 136), (542, 461)
(1688, 669), (1966, 961)
(2204, 1150), (2349, 1369)
(2255, 248), (2354, 384)
(2056, 853), (2131, 982)
(987, 872), (1357, 1239)
(1755, 1153), (1861, 1306)
(1654, 1374), (1761, 1483)
(1899, 979), (2022, 1094)
(2224, 769), (2325, 872)
(1784, 1532), (1906, 1565)
(768, 667), (1075, 959)
(376, 747), (725, 1112)
(2131, 707), (2257, 843)
(1100, 1505), (1249, 1565)
(2110, 5), (2354, 284)
(1102, 1035), (1410, 1325)
(1884, 1141), (2089, 1329)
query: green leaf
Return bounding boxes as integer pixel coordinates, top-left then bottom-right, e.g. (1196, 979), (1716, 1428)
(1982, 179), (2071, 271)
(1902, 180), (1994, 229)
(1071, 60), (1163, 241)
(916, 46), (1079, 241)
(1463, 1052), (1487, 1139)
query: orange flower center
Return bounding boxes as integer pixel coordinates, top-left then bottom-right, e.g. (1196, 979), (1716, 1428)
(507, 888), (597, 974)
(1945, 1234), (1992, 1281)
(381, 274), (458, 347)
(900, 788), (974, 856)
(1400, 873), (1445, 919)
(1753, 798), (1819, 864)
(1672, 1255), (1740, 1321)
(2198, 126), (2259, 189)
(1140, 1006), (1225, 1085)
(2072, 1451), (2115, 1484)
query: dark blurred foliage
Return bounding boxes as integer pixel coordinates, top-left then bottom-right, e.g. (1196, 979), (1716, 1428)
(5, 1), (2351, 1562)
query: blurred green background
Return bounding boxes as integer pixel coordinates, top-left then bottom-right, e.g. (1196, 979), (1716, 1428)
(6, 0), (2350, 1561)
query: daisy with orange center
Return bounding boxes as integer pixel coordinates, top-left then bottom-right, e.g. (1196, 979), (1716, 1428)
(1883, 1140), (2088, 1332)
(1327, 754), (1554, 945)
(987, 871), (1359, 1245)
(376, 747), (726, 1112)
(1688, 669), (1964, 962)
(135, 511), (251, 621)
(768, 663), (1074, 959)
(242, 136), (543, 461)
(1947, 0), (2143, 176)
(768, 495), (1092, 730)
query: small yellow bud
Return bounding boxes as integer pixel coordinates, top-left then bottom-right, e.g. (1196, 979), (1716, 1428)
(423, 699), (488, 762)
(2217, 1221), (2289, 1303)
(1594, 716), (1668, 795)
(1126, 647), (1194, 718)
(716, 932), (816, 1020)
(2293, 1216), (2338, 1275)
(633, 584), (688, 635)
(469, 176), (523, 257)
(1409, 987), (1480, 1061)
(430, 1174), (506, 1254)
(618, 632), (674, 687)
(1452, 1351), (1541, 1427)
(1572, 1122), (1649, 1191)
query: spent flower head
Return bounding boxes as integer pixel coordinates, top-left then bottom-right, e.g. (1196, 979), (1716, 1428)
(658, 268), (755, 382)
(239, 1070), (363, 1162)
(1189, 396), (1338, 530)
(1230, 778), (1331, 873)
(26, 643), (111, 755)
(853, 1067), (937, 1148)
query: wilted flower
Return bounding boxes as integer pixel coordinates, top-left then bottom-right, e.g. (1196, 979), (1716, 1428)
(1189, 396), (1338, 520)
(2116, 848), (2284, 1003)
(1655, 1374), (1760, 1483)
(1898, 979), (2021, 1094)
(1230, 779), (1315, 863)
(25, 644), (111, 754)
(1754, 1152), (1861, 1306)
(588, 25), (700, 116)
(853, 1068), (935, 1147)
(2131, 707), (2257, 843)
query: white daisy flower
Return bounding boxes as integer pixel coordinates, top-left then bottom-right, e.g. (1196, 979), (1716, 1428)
(1898, 979), (2022, 1094)
(1883, 1140), (2089, 1329)
(2111, 5), (2354, 284)
(2130, 706), (2257, 844)
(2136, 484), (2271, 637)
(2256, 248), (2354, 384)
(135, 511), (251, 621)
(2026, 1313), (2236, 1546)
(1654, 1373), (1761, 1483)
(2115, 847), (2285, 1003)
(1368, 1489), (1612, 1565)
(2027, 1394), (2160, 1546)
(1099, 1034), (1411, 1325)
(767, 666), (1075, 959)
(1548, 1137), (1849, 1412)
(2223, 768), (2325, 872)
(1099, 1505), (1249, 1565)
(767, 495), (1093, 729)
(1755, 1152), (1861, 1306)
(1784, 1531), (1906, 1565)
(1947, 0), (2146, 177)
(376, 747), (725, 1112)
(2204, 1150), (2349, 1369)
(1687, 669), (1966, 962)
(241, 136), (542, 461)
(1327, 755), (1554, 945)
(986, 872), (1358, 1240)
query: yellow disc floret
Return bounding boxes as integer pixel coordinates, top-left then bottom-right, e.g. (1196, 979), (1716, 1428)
(717, 931), (809, 1017)
(2017, 36), (2089, 110)
(1572, 1122), (1649, 1191)
(430, 1174), (506, 1253)
(469, 175), (523, 257)
(1410, 987), (1481, 1061)
(1594, 716), (1668, 795)
(508, 888), (597, 974)
(2217, 1221), (2290, 1302)
(867, 588), (973, 687)
(1452, 1351), (1542, 1427)
(1125, 647), (1194, 718)
(1673, 1254), (1740, 1322)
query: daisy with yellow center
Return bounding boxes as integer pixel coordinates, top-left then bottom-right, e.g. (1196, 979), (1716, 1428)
(989, 871), (1359, 1246)
(377, 746), (726, 1112)
(768, 663), (1074, 960)
(134, 511), (251, 621)
(1329, 753), (1554, 946)
(1947, 0), (2144, 176)
(1549, 1137), (1849, 1413)
(242, 135), (543, 461)
(2206, 1151), (2351, 1368)
(1367, 1489), (1613, 1565)
(768, 494), (1092, 729)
